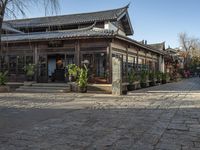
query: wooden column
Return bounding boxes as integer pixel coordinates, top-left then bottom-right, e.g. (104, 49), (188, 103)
(64, 53), (67, 67)
(0, 52), (1, 72)
(151, 53), (155, 72)
(107, 43), (112, 84)
(126, 47), (128, 82)
(75, 40), (80, 66)
(34, 44), (38, 65)
(34, 44), (38, 81)
(145, 52), (147, 71)
(136, 48), (139, 72)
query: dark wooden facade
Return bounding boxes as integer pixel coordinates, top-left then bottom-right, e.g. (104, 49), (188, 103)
(0, 6), (164, 84)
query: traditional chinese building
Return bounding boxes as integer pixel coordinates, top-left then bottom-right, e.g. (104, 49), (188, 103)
(0, 5), (164, 84)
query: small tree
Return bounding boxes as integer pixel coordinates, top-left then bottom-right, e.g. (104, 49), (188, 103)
(179, 32), (200, 69)
(77, 65), (88, 89)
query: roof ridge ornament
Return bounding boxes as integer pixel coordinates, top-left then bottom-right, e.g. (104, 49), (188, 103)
(125, 2), (131, 9)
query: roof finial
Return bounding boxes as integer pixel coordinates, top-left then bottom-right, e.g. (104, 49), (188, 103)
(126, 2), (131, 8)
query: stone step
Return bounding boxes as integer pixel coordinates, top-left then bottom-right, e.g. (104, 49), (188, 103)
(16, 83), (71, 93)
(19, 86), (70, 90)
(31, 83), (69, 87)
(16, 88), (69, 93)
(87, 84), (112, 93)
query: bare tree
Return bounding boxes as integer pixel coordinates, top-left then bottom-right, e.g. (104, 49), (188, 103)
(179, 32), (200, 68)
(0, 0), (60, 52)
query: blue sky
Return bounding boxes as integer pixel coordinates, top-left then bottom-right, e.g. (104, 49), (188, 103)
(9, 0), (200, 48)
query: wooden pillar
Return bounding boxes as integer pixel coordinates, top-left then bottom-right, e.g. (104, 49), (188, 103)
(75, 40), (80, 66)
(126, 47), (128, 82)
(107, 43), (112, 83)
(0, 51), (1, 72)
(34, 44), (38, 82)
(136, 48), (139, 72)
(34, 44), (38, 65)
(64, 53), (67, 67)
(145, 52), (147, 71)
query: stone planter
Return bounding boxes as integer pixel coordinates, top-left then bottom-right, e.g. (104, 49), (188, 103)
(0, 86), (10, 93)
(162, 80), (167, 84)
(149, 80), (156, 86)
(140, 82), (148, 88)
(127, 84), (137, 91)
(69, 82), (78, 92)
(24, 81), (35, 86)
(78, 86), (87, 93)
(127, 82), (140, 91)
(26, 76), (34, 81)
(156, 80), (161, 85)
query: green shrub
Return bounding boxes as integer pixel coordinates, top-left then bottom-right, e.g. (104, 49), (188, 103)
(67, 64), (79, 80)
(163, 73), (170, 81)
(149, 72), (156, 81)
(0, 71), (8, 85)
(156, 71), (162, 81)
(77, 65), (88, 88)
(140, 70), (148, 83)
(24, 64), (35, 77)
(128, 69), (137, 84)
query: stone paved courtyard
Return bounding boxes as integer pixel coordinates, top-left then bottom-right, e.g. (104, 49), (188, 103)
(0, 78), (200, 150)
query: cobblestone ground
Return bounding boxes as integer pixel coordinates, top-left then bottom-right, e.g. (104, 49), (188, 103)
(0, 78), (200, 150)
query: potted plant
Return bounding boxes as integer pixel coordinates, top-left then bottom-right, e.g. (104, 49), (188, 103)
(77, 65), (88, 93)
(127, 69), (137, 91)
(156, 71), (162, 84)
(149, 72), (156, 86)
(166, 73), (171, 83)
(24, 64), (35, 81)
(140, 70), (148, 88)
(67, 64), (79, 82)
(162, 73), (168, 84)
(0, 71), (10, 93)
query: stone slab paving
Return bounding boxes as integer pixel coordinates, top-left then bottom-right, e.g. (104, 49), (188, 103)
(0, 78), (200, 149)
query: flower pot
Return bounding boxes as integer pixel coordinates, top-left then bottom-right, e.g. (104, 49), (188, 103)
(69, 76), (76, 82)
(0, 86), (10, 93)
(149, 81), (156, 86)
(156, 80), (161, 83)
(26, 76), (34, 81)
(127, 84), (136, 91)
(162, 80), (167, 84)
(78, 86), (87, 93)
(140, 82), (147, 88)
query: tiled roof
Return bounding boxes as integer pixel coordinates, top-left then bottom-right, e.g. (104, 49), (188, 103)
(1, 26), (114, 42)
(2, 23), (23, 33)
(5, 6), (128, 28)
(115, 35), (164, 55)
(165, 47), (177, 54)
(148, 42), (165, 51)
